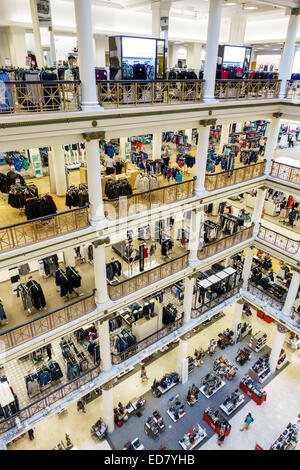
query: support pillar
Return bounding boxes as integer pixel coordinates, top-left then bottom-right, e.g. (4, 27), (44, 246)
(269, 324), (288, 374)
(186, 43), (202, 70)
(63, 247), (76, 267)
(282, 269), (300, 317)
(119, 137), (127, 159)
(74, 0), (102, 111)
(195, 120), (215, 194)
(185, 129), (193, 144)
(229, 11), (246, 46)
(151, 1), (171, 68)
(93, 240), (109, 304)
(177, 336), (188, 384)
(219, 122), (230, 153)
(29, 0), (45, 68)
(102, 384), (114, 433)
(232, 299), (244, 343)
(49, 27), (56, 67)
(252, 187), (267, 236)
(98, 320), (112, 372)
(264, 114), (282, 174)
(152, 132), (162, 160)
(52, 145), (67, 196)
(278, 9), (300, 99)
(183, 276), (195, 324)
(85, 140), (104, 224)
(8, 27), (27, 68)
(48, 148), (57, 194)
(94, 36), (106, 68)
(242, 246), (254, 290)
(203, 0), (223, 102)
(188, 208), (202, 264)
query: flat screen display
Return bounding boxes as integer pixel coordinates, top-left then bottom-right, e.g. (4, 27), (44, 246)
(122, 37), (156, 59)
(223, 46), (246, 67)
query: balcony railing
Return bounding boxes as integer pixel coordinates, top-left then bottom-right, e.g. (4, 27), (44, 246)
(111, 313), (184, 365)
(0, 206), (89, 253)
(0, 364), (101, 435)
(248, 281), (285, 311)
(215, 80), (281, 100)
(191, 284), (241, 319)
(198, 224), (254, 260)
(258, 224), (300, 254)
(97, 80), (205, 108)
(0, 81), (81, 114)
(0, 292), (96, 352)
(270, 160), (300, 185)
(205, 160), (266, 191)
(103, 178), (195, 220)
(286, 80), (300, 100)
(108, 252), (189, 301)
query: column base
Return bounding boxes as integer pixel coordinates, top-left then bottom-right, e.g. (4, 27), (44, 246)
(189, 257), (199, 267)
(194, 188), (207, 197)
(80, 102), (104, 112)
(89, 215), (106, 228)
(203, 97), (219, 104)
(95, 296), (110, 307)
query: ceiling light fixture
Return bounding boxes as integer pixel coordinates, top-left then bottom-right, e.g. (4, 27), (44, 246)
(243, 5), (258, 10)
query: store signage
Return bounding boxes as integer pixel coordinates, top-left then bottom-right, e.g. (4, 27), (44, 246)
(160, 16), (169, 31)
(36, 0), (52, 27)
(125, 142), (131, 160)
(4, 58), (11, 67)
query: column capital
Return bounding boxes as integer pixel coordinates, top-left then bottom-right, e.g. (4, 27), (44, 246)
(276, 323), (288, 334)
(181, 332), (190, 341)
(199, 119), (217, 127)
(102, 380), (115, 391)
(291, 264), (300, 273)
(236, 299), (244, 305)
(272, 112), (283, 118)
(259, 185), (269, 191)
(92, 237), (110, 248)
(83, 131), (105, 141)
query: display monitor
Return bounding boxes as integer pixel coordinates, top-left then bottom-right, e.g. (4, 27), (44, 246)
(223, 45), (246, 68)
(122, 37), (156, 59)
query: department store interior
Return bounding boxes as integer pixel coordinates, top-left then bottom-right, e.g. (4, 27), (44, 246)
(0, 0), (300, 454)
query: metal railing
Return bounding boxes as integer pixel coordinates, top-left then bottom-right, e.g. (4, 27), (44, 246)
(0, 292), (96, 352)
(270, 160), (300, 185)
(108, 252), (189, 301)
(0, 364), (101, 435)
(198, 224), (254, 260)
(215, 80), (281, 100)
(248, 281), (285, 311)
(286, 80), (300, 100)
(205, 160), (266, 191)
(103, 178), (195, 220)
(97, 80), (205, 107)
(258, 224), (300, 254)
(191, 284), (241, 319)
(111, 313), (184, 365)
(0, 206), (89, 253)
(0, 81), (81, 114)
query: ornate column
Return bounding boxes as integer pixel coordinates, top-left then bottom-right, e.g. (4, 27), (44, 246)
(29, 0), (45, 68)
(102, 381), (114, 433)
(152, 132), (162, 160)
(119, 137), (127, 159)
(264, 113), (282, 175)
(269, 324), (288, 374)
(51, 145), (67, 196)
(195, 120), (216, 195)
(232, 299), (244, 343)
(278, 9), (300, 98)
(98, 318), (112, 372)
(282, 268), (300, 317)
(252, 187), (267, 236)
(219, 122), (231, 153)
(203, 0), (223, 101)
(188, 207), (204, 264)
(177, 334), (189, 384)
(94, 36), (106, 68)
(242, 246), (254, 290)
(92, 238), (110, 305)
(183, 275), (195, 324)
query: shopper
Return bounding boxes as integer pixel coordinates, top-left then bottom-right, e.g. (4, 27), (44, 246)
(217, 425), (226, 446)
(240, 412), (254, 431)
(140, 365), (149, 383)
(77, 400), (86, 413)
(105, 155), (116, 175)
(46, 344), (52, 361)
(28, 428), (35, 440)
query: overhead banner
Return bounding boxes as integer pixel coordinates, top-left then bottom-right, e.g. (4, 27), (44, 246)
(36, 0), (52, 27)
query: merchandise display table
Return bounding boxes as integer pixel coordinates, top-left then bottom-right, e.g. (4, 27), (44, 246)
(157, 381), (177, 395)
(179, 424), (207, 450)
(200, 380), (226, 398)
(166, 393), (186, 422)
(270, 423), (299, 450)
(239, 377), (267, 405)
(123, 438), (144, 450)
(220, 389), (245, 416)
(203, 408), (231, 436)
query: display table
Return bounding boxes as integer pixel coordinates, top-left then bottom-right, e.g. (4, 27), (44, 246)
(200, 380), (226, 398)
(270, 423), (299, 450)
(239, 378), (267, 405)
(123, 438), (144, 450)
(220, 390), (245, 416)
(179, 424), (207, 450)
(166, 393), (186, 422)
(203, 409), (231, 436)
(157, 381), (177, 395)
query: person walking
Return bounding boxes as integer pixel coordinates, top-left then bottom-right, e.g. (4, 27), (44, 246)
(217, 424), (226, 446)
(28, 428), (35, 440)
(77, 400), (86, 413)
(140, 365), (148, 383)
(240, 412), (254, 431)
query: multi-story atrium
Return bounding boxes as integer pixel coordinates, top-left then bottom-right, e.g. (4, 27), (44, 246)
(0, 0), (299, 453)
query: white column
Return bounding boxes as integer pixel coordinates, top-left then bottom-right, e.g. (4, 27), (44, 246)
(93, 244), (109, 304)
(63, 247), (76, 267)
(8, 27), (27, 67)
(183, 276), (194, 324)
(278, 11), (300, 98)
(119, 137), (127, 159)
(188, 208), (202, 264)
(98, 320), (112, 372)
(232, 300), (244, 343)
(282, 270), (300, 317)
(264, 115), (282, 174)
(29, 0), (45, 68)
(219, 122), (230, 153)
(48, 149), (57, 194)
(85, 140), (104, 224)
(185, 129), (193, 144)
(229, 11), (247, 46)
(49, 27), (56, 67)
(203, 0), (223, 101)
(151, 2), (161, 38)
(242, 246), (254, 290)
(177, 337), (188, 383)
(94, 36), (106, 68)
(269, 324), (288, 374)
(152, 132), (162, 160)
(74, 0), (102, 111)
(52, 145), (67, 196)
(252, 187), (267, 236)
(102, 386), (114, 433)
(195, 123), (210, 194)
(186, 43), (202, 70)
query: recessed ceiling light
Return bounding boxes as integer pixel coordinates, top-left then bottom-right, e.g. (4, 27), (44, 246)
(243, 5), (258, 9)
(224, 2), (237, 5)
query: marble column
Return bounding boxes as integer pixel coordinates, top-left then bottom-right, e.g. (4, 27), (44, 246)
(102, 384), (114, 433)
(183, 276), (195, 324)
(203, 0), (223, 101)
(282, 270), (300, 318)
(242, 246), (254, 290)
(98, 319), (112, 372)
(269, 324), (288, 374)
